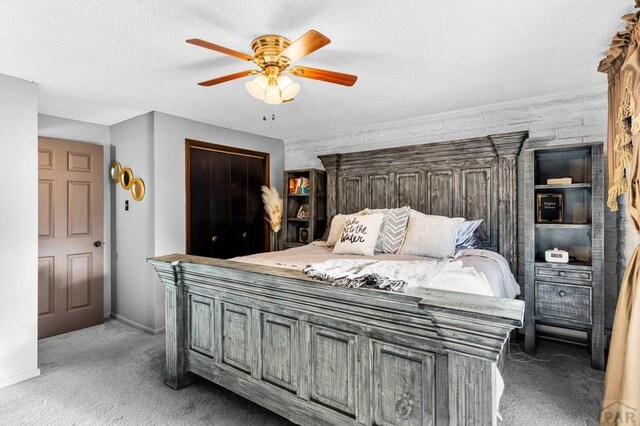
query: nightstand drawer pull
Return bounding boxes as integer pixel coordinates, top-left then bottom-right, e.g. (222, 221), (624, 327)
(558, 290), (566, 297)
(535, 267), (592, 282)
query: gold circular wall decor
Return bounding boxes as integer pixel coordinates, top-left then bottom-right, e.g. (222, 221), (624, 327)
(110, 161), (122, 183)
(120, 167), (134, 190)
(131, 178), (145, 201)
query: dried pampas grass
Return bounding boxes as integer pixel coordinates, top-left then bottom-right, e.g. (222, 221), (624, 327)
(261, 185), (283, 233)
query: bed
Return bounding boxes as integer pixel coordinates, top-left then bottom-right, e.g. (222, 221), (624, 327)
(232, 241), (520, 299)
(148, 131), (528, 425)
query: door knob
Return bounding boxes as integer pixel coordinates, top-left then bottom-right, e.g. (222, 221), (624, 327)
(93, 241), (103, 248)
(242, 232), (248, 238)
(211, 236), (218, 242)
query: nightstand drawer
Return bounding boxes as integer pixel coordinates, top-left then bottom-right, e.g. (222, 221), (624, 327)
(535, 267), (592, 282)
(534, 282), (591, 324)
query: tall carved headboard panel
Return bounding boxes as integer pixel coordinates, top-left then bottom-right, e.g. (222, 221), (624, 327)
(318, 131), (528, 274)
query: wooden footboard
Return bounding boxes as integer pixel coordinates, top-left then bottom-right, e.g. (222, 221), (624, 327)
(149, 254), (524, 426)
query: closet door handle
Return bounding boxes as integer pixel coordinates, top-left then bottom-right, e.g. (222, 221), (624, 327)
(242, 232), (248, 238)
(211, 236), (218, 242)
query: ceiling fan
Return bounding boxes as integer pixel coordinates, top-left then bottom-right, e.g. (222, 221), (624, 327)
(186, 30), (358, 105)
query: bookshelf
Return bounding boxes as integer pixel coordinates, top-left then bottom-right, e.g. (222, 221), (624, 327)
(283, 169), (327, 249)
(524, 144), (605, 369)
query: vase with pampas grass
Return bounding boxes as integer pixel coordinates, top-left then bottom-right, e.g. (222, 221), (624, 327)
(261, 185), (283, 251)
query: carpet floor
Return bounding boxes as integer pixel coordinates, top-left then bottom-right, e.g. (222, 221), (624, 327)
(0, 320), (605, 425)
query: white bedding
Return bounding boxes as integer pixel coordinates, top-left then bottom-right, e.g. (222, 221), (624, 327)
(232, 241), (520, 299)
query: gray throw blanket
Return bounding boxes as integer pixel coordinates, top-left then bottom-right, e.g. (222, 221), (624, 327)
(303, 258), (451, 293)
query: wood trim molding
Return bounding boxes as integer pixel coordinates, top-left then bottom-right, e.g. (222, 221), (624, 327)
(185, 139), (271, 254)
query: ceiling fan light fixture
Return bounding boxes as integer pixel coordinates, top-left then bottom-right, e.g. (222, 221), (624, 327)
(245, 74), (269, 100)
(264, 83), (283, 105)
(277, 75), (300, 101)
(189, 30), (357, 105)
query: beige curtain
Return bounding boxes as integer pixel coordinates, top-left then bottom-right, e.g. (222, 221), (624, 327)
(600, 6), (640, 425)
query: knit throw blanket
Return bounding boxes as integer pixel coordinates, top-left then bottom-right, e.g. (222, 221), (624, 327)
(303, 258), (451, 293)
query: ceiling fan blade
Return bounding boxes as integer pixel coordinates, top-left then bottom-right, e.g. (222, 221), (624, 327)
(186, 38), (255, 62)
(198, 70), (257, 87)
(290, 66), (357, 86)
(279, 30), (330, 64)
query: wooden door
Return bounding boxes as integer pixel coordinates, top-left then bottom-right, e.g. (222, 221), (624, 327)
(189, 148), (230, 259)
(229, 155), (266, 257)
(245, 156), (266, 254)
(38, 138), (104, 338)
(186, 140), (268, 259)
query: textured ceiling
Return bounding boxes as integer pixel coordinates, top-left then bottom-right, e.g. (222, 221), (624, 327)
(0, 1), (631, 140)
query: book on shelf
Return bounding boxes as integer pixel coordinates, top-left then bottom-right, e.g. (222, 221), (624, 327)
(288, 176), (310, 195)
(546, 177), (573, 185)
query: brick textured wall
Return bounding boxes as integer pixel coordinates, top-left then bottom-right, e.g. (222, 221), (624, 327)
(284, 87), (626, 332)
(285, 89), (608, 169)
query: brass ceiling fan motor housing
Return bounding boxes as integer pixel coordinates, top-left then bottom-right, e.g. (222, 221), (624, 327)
(251, 35), (292, 70)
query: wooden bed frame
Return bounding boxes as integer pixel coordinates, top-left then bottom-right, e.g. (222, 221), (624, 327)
(148, 131), (528, 425)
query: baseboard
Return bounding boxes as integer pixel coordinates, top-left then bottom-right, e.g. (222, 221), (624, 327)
(110, 313), (165, 335)
(103, 312), (111, 320)
(0, 368), (41, 390)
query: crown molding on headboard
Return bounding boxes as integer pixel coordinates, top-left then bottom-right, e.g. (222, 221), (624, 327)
(319, 131), (529, 273)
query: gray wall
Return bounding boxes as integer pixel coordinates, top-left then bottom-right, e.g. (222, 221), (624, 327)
(110, 113), (158, 333)
(37, 114), (113, 317)
(152, 111), (285, 255)
(0, 74), (40, 388)
(110, 111), (285, 333)
(284, 87), (623, 333)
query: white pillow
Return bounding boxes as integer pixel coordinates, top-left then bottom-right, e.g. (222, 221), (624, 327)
(326, 211), (366, 247)
(332, 214), (384, 255)
(399, 211), (464, 258)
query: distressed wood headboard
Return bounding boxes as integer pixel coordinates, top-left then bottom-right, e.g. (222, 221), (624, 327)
(318, 131), (528, 274)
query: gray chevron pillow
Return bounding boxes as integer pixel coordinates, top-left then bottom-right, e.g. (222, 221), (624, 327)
(365, 206), (411, 254)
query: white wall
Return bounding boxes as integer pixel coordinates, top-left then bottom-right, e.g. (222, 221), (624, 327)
(37, 114), (113, 317)
(284, 87), (622, 333)
(110, 113), (157, 333)
(0, 74), (40, 388)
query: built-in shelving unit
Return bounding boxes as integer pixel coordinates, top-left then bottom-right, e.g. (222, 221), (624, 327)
(282, 169), (326, 250)
(524, 144), (605, 370)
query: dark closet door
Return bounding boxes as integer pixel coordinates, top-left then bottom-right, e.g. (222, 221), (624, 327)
(229, 154), (247, 258)
(209, 151), (232, 258)
(246, 156), (266, 254)
(228, 155), (265, 257)
(188, 144), (266, 259)
(189, 148), (231, 259)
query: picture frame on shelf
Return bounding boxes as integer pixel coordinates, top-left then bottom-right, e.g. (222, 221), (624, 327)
(299, 227), (310, 243)
(537, 193), (564, 223)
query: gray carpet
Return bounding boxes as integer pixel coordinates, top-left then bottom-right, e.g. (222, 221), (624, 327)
(0, 320), (605, 425)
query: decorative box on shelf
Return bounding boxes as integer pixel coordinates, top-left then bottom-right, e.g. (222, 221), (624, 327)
(283, 169), (326, 249)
